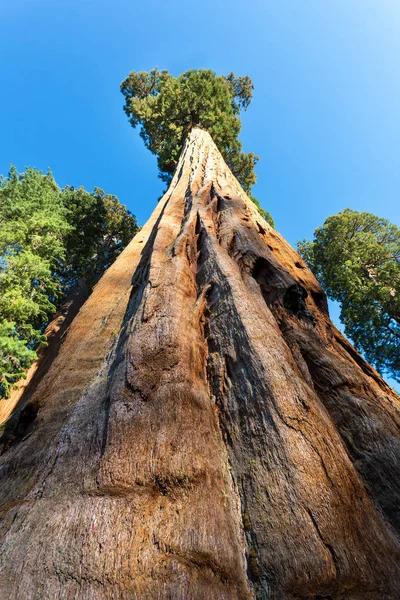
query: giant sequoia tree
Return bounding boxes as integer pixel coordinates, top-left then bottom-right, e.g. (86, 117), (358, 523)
(0, 74), (400, 599)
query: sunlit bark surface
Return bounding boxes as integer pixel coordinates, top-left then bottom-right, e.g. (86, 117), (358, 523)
(1, 127), (400, 599)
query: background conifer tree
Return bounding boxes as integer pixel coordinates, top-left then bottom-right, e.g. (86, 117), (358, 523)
(298, 208), (400, 382)
(0, 167), (138, 398)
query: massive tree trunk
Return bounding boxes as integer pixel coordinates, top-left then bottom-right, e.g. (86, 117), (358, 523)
(0, 127), (399, 599)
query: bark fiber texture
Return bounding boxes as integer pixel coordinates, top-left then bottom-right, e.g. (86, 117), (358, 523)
(0, 128), (400, 599)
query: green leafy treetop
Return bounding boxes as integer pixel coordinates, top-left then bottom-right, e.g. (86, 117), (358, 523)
(0, 167), (138, 398)
(298, 209), (400, 382)
(121, 68), (273, 226)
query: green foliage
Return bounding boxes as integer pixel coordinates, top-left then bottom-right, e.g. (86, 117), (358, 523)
(298, 209), (400, 381)
(61, 186), (138, 286)
(0, 166), (69, 397)
(0, 166), (138, 398)
(250, 196), (275, 228)
(0, 166), (69, 333)
(0, 320), (37, 398)
(121, 68), (262, 197)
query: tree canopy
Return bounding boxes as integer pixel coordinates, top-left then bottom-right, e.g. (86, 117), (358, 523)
(0, 167), (138, 398)
(298, 209), (400, 382)
(61, 185), (138, 287)
(121, 68), (273, 225)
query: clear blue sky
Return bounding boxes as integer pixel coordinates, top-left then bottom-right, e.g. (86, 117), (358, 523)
(1, 1), (399, 387)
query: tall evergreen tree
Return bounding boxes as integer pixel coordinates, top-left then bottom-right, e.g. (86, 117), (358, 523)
(0, 167), (69, 396)
(0, 167), (138, 398)
(298, 208), (400, 382)
(61, 185), (139, 288)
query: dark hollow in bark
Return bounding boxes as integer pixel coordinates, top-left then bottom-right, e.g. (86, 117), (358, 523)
(0, 128), (399, 599)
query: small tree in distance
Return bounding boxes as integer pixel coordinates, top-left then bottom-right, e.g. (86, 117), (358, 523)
(298, 208), (400, 382)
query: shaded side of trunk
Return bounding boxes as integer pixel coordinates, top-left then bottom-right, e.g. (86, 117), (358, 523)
(0, 128), (399, 600)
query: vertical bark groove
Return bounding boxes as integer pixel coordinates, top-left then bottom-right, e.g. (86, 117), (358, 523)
(0, 127), (399, 599)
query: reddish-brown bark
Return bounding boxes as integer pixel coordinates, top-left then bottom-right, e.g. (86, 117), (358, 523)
(0, 127), (399, 599)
